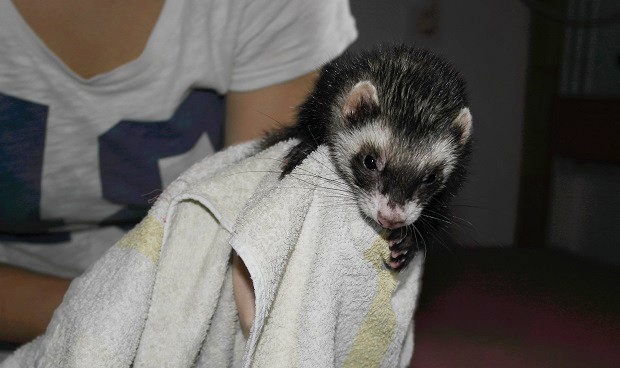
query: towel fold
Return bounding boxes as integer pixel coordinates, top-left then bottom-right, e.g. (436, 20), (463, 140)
(2, 140), (423, 368)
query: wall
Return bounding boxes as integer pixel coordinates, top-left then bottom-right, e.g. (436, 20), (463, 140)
(549, 0), (620, 267)
(349, 0), (530, 246)
(561, 0), (620, 97)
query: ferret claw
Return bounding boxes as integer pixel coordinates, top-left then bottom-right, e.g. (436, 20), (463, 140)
(384, 226), (416, 270)
(390, 248), (408, 259)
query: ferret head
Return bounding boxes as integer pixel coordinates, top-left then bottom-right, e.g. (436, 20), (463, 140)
(328, 50), (473, 229)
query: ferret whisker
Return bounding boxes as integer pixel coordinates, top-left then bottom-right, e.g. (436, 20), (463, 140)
(410, 224), (419, 252)
(422, 208), (478, 234)
(305, 126), (321, 151)
(287, 176), (355, 196)
(420, 213), (453, 225)
(285, 172), (344, 189)
(448, 214), (477, 229)
(287, 170), (350, 191)
(316, 197), (356, 204)
(254, 156), (286, 164)
(314, 203), (359, 210)
(220, 169), (289, 179)
(302, 151), (343, 178)
(257, 111), (288, 128)
(449, 203), (493, 211)
(418, 218), (454, 255)
(439, 214), (479, 234)
(277, 186), (352, 198)
(412, 224), (428, 257)
(317, 192), (355, 198)
(420, 207), (452, 219)
(433, 222), (471, 249)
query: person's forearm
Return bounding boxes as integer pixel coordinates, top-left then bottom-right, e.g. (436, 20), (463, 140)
(0, 264), (70, 343)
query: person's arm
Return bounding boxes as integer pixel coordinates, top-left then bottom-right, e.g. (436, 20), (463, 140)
(0, 264), (70, 343)
(224, 71), (318, 146)
(227, 70), (318, 338)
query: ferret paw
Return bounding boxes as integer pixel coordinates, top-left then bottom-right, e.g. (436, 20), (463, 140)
(385, 227), (416, 270)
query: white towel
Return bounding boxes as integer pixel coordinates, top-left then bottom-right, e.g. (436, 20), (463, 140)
(1, 140), (423, 368)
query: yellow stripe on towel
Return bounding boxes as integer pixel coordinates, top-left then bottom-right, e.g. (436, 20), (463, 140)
(117, 215), (164, 264)
(344, 234), (399, 367)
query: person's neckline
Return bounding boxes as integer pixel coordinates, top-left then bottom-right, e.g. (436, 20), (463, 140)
(5, 0), (169, 86)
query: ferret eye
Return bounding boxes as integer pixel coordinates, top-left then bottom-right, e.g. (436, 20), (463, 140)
(423, 173), (437, 185)
(363, 155), (377, 170)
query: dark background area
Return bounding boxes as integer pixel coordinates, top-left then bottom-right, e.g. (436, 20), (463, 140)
(350, 0), (620, 267)
(349, 0), (620, 366)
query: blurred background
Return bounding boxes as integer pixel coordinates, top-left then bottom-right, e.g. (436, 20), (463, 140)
(348, 0), (620, 366)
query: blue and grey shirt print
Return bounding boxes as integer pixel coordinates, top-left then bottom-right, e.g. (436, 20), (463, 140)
(0, 89), (224, 242)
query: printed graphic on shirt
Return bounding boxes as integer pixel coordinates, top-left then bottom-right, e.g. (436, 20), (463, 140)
(0, 93), (61, 233)
(100, 90), (224, 225)
(0, 90), (224, 239)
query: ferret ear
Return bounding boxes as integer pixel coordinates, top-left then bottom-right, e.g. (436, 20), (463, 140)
(452, 107), (473, 144)
(342, 81), (379, 121)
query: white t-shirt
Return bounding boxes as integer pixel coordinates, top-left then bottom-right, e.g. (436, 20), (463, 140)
(0, 0), (357, 277)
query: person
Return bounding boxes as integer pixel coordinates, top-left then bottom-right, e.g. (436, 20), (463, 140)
(0, 0), (357, 347)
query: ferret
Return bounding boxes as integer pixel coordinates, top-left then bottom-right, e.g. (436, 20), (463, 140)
(262, 44), (472, 270)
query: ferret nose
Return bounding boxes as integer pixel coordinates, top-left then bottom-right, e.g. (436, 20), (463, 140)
(377, 211), (405, 229)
